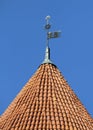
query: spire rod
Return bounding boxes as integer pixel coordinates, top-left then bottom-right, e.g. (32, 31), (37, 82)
(45, 15), (51, 48)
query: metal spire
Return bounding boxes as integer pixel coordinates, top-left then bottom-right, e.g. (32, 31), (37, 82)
(42, 16), (61, 64)
(42, 15), (52, 64)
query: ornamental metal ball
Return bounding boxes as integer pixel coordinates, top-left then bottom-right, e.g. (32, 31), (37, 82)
(45, 15), (51, 20)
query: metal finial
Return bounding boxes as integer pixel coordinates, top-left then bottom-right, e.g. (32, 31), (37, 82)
(42, 15), (52, 64)
(45, 15), (51, 24)
(45, 15), (51, 30)
(42, 16), (61, 65)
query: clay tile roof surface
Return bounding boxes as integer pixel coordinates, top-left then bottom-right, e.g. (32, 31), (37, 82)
(0, 63), (93, 130)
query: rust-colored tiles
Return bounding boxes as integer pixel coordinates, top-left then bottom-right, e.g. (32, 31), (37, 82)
(0, 63), (93, 130)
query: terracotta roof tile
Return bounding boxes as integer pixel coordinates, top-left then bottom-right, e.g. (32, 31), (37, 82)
(0, 63), (93, 130)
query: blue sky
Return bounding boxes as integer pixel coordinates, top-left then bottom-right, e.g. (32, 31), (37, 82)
(0, 0), (93, 117)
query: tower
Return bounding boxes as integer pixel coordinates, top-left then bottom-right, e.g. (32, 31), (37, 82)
(0, 16), (93, 130)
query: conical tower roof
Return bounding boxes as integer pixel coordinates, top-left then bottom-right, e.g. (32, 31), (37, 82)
(0, 16), (93, 130)
(0, 63), (93, 130)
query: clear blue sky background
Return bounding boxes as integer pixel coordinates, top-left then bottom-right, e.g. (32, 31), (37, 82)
(0, 0), (93, 117)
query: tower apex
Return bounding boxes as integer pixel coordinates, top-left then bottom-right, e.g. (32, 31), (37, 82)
(43, 16), (61, 64)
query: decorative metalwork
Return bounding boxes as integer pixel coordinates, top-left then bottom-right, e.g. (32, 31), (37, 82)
(45, 15), (51, 30)
(43, 16), (61, 64)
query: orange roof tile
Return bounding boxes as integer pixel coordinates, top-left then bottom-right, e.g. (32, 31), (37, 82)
(0, 63), (93, 130)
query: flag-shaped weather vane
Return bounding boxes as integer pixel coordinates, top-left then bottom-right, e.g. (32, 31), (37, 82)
(45, 15), (61, 47)
(43, 16), (61, 64)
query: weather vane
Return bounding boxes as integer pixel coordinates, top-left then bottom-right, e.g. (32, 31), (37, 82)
(43, 15), (61, 64)
(44, 15), (61, 48)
